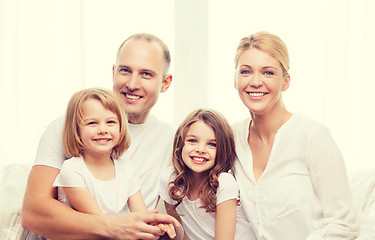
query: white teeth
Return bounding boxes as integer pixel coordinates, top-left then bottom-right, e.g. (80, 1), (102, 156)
(192, 157), (206, 162)
(126, 93), (141, 100)
(249, 92), (265, 96)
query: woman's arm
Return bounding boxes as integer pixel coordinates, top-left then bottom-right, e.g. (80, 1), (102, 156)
(306, 125), (359, 239)
(215, 199), (237, 240)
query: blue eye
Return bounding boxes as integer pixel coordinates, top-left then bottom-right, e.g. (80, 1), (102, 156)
(241, 70), (250, 75)
(142, 72), (152, 78)
(119, 67), (131, 74)
(186, 139), (197, 143)
(87, 121), (96, 125)
(264, 71), (274, 76)
(208, 142), (216, 147)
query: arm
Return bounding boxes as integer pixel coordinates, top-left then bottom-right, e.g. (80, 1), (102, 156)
(128, 190), (148, 212)
(63, 187), (103, 214)
(22, 165), (174, 239)
(215, 199), (237, 240)
(306, 125), (359, 239)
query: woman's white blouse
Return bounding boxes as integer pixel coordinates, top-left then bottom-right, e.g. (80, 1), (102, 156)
(232, 113), (359, 240)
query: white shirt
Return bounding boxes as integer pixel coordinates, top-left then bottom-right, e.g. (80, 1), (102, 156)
(53, 157), (140, 215)
(232, 113), (359, 240)
(159, 166), (257, 240)
(35, 114), (174, 210)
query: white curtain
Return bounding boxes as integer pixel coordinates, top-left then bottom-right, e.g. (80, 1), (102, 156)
(1, 0), (374, 178)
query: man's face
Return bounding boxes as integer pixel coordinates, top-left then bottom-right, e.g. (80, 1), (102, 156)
(113, 39), (171, 124)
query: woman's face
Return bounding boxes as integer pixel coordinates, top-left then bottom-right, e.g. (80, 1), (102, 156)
(235, 48), (290, 116)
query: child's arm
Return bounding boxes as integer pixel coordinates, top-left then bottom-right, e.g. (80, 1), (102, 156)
(127, 190), (148, 212)
(215, 199), (237, 240)
(63, 187), (103, 214)
(165, 201), (188, 240)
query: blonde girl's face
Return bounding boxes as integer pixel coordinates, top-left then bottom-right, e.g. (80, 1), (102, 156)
(181, 120), (216, 175)
(235, 48), (290, 116)
(79, 98), (120, 158)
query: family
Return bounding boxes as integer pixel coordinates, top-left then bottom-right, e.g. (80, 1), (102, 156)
(21, 32), (362, 239)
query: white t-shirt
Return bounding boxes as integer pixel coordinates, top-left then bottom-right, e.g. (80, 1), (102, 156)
(159, 166), (257, 240)
(35, 114), (174, 210)
(233, 113), (359, 240)
(53, 157), (140, 215)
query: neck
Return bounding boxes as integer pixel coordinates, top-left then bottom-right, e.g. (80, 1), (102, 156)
(249, 105), (292, 142)
(82, 151), (113, 166)
(127, 112), (149, 124)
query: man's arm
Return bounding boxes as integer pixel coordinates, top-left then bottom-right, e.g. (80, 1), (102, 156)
(22, 165), (174, 239)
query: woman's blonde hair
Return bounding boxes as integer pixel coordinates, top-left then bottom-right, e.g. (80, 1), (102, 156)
(63, 88), (130, 159)
(168, 108), (236, 213)
(235, 31), (290, 76)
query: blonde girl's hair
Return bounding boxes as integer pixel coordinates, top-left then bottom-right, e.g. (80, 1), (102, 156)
(63, 88), (130, 159)
(235, 31), (290, 77)
(168, 109), (236, 213)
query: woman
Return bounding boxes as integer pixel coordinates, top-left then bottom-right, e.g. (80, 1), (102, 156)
(232, 31), (359, 239)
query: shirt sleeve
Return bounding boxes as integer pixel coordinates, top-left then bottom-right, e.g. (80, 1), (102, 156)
(34, 116), (66, 169)
(306, 125), (359, 239)
(53, 159), (86, 188)
(159, 166), (177, 205)
(216, 172), (239, 205)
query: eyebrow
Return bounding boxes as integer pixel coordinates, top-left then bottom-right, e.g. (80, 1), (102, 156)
(117, 65), (157, 74)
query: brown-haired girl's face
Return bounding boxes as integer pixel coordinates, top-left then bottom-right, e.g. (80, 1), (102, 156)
(79, 98), (120, 158)
(235, 48), (290, 115)
(181, 120), (216, 176)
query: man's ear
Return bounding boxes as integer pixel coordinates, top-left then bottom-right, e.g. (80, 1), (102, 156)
(161, 74), (172, 93)
(282, 74), (290, 91)
(112, 64), (116, 80)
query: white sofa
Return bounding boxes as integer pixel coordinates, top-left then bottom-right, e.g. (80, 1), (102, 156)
(1, 164), (374, 239)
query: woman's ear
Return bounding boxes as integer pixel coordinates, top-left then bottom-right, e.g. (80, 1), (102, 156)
(282, 74), (290, 91)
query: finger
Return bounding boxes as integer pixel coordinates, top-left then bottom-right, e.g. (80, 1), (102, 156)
(145, 213), (181, 228)
(166, 223), (176, 239)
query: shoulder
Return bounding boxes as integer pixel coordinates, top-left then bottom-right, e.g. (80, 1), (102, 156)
(231, 118), (250, 132)
(160, 166), (177, 184)
(216, 172), (239, 204)
(288, 113), (326, 132)
(61, 157), (83, 171)
(218, 172), (237, 187)
(149, 115), (175, 134)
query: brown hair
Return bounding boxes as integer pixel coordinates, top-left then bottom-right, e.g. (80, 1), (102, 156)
(235, 31), (290, 77)
(63, 88), (130, 159)
(168, 109), (236, 212)
(116, 33), (171, 75)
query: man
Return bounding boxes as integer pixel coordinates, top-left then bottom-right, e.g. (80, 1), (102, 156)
(22, 33), (177, 240)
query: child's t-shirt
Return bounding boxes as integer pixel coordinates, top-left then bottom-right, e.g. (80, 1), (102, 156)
(159, 166), (257, 240)
(53, 156), (140, 215)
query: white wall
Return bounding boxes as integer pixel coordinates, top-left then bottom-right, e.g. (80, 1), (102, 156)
(1, 0), (374, 178)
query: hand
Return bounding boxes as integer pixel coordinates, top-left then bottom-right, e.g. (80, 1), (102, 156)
(104, 210), (180, 240)
(157, 223), (176, 239)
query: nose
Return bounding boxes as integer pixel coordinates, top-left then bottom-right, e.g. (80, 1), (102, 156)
(249, 73), (263, 87)
(195, 143), (206, 154)
(97, 124), (108, 134)
(126, 74), (140, 90)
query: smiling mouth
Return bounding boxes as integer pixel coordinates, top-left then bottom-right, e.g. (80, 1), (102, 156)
(191, 156), (208, 163)
(248, 92), (267, 97)
(94, 138), (111, 142)
(122, 92), (142, 100)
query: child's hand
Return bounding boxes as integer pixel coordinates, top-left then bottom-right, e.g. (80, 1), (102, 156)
(157, 223), (177, 239)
